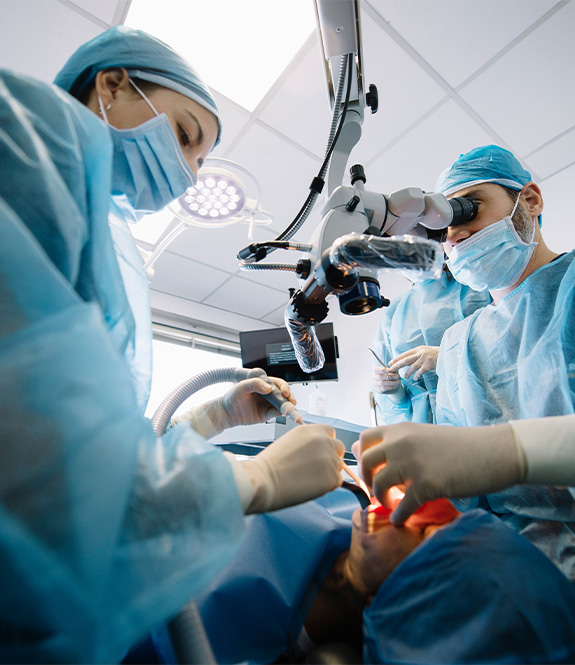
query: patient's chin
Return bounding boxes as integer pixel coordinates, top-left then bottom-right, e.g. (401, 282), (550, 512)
(345, 507), (423, 599)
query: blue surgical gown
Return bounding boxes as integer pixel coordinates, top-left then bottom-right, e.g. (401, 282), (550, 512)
(436, 251), (575, 581)
(372, 272), (491, 424)
(0, 70), (245, 664)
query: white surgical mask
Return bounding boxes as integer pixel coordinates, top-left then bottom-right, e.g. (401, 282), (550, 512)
(445, 196), (538, 292)
(99, 80), (196, 213)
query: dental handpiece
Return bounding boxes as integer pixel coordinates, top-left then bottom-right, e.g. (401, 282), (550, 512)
(263, 381), (305, 425)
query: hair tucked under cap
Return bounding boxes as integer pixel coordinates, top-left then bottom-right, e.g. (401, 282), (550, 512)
(53, 25), (221, 144)
(435, 145), (532, 197)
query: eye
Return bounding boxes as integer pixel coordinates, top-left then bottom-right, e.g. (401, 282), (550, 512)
(178, 124), (192, 148)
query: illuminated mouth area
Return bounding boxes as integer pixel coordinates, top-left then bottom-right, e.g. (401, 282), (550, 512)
(367, 488), (460, 531)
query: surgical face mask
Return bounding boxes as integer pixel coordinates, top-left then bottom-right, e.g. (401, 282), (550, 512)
(99, 80), (196, 213)
(445, 196), (538, 292)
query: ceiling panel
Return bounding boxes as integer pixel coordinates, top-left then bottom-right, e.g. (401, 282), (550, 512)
(66, 0), (121, 24)
(369, 0), (558, 88)
(257, 41), (332, 160)
(207, 275), (291, 319)
(226, 122), (323, 235)
(162, 219), (272, 276)
(459, 1), (575, 157)
(363, 98), (494, 193)
(524, 129), (575, 181)
(150, 250), (230, 302)
(0, 0), (103, 82)
(350, 9), (448, 163)
(209, 90), (252, 158)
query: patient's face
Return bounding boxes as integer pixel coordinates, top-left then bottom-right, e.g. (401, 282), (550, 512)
(344, 498), (460, 600)
(303, 496), (460, 647)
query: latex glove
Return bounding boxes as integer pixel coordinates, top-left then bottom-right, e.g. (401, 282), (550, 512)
(172, 376), (296, 439)
(388, 345), (439, 380)
(372, 366), (403, 395)
(236, 424), (345, 513)
(353, 422), (527, 525)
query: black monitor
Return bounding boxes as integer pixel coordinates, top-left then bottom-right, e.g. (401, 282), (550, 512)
(240, 323), (339, 383)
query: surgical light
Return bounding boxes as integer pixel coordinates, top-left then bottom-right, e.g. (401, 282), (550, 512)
(181, 176), (246, 221)
(169, 158), (273, 230)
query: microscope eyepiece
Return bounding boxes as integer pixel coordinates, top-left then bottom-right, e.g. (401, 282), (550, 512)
(448, 196), (478, 226)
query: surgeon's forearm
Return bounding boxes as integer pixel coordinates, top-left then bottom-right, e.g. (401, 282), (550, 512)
(509, 415), (575, 487)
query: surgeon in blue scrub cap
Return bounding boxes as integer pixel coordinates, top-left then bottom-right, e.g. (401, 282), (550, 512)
(355, 145), (575, 584)
(0, 25), (345, 664)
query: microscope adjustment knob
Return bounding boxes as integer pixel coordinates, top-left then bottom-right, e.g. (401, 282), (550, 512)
(366, 84), (378, 114)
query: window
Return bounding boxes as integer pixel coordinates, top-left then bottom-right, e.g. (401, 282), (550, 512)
(146, 337), (241, 419)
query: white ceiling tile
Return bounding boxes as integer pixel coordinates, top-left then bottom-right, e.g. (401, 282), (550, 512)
(162, 218), (277, 275)
(150, 291), (270, 332)
(459, 1), (575, 156)
(207, 276), (291, 319)
(261, 305), (289, 327)
(66, 0), (122, 24)
(368, 0), (557, 88)
(226, 123), (323, 235)
(258, 10), (447, 165)
(237, 264), (304, 295)
(150, 251), (230, 302)
(535, 162), (575, 254)
(209, 91), (252, 158)
(524, 129), (575, 181)
(258, 42), (334, 159)
(363, 99), (493, 193)
(349, 9), (447, 164)
(0, 0), (103, 83)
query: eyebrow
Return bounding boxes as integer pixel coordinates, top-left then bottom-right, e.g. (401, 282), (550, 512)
(183, 109), (204, 145)
(456, 188), (487, 199)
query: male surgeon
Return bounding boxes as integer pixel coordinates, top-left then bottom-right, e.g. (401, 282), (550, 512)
(356, 145), (575, 582)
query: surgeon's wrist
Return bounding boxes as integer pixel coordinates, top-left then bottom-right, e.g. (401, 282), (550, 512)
(385, 382), (407, 403)
(224, 453), (255, 513)
(171, 399), (228, 439)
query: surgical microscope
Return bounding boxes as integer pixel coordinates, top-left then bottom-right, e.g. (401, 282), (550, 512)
(237, 0), (478, 373)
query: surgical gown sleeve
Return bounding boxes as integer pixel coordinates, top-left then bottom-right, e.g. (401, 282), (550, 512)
(0, 71), (245, 664)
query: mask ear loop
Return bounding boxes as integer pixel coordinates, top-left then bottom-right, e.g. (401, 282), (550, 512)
(129, 78), (160, 117)
(97, 96), (111, 123)
(510, 191), (522, 219)
(511, 188), (536, 243)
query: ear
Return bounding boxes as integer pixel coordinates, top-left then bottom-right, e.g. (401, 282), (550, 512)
(94, 68), (131, 106)
(520, 182), (544, 218)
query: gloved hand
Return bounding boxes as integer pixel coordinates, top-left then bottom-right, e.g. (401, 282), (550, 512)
(388, 345), (439, 380)
(352, 422), (527, 525)
(372, 365), (403, 395)
(172, 376), (296, 439)
(236, 424), (345, 513)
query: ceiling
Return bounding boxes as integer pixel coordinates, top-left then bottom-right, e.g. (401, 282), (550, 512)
(2, 0), (575, 339)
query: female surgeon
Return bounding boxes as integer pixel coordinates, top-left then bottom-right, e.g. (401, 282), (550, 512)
(0, 25), (345, 663)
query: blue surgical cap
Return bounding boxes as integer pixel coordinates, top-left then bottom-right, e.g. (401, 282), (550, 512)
(54, 25), (221, 144)
(435, 145), (532, 196)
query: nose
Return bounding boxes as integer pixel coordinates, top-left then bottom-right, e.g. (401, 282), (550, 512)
(444, 224), (472, 250)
